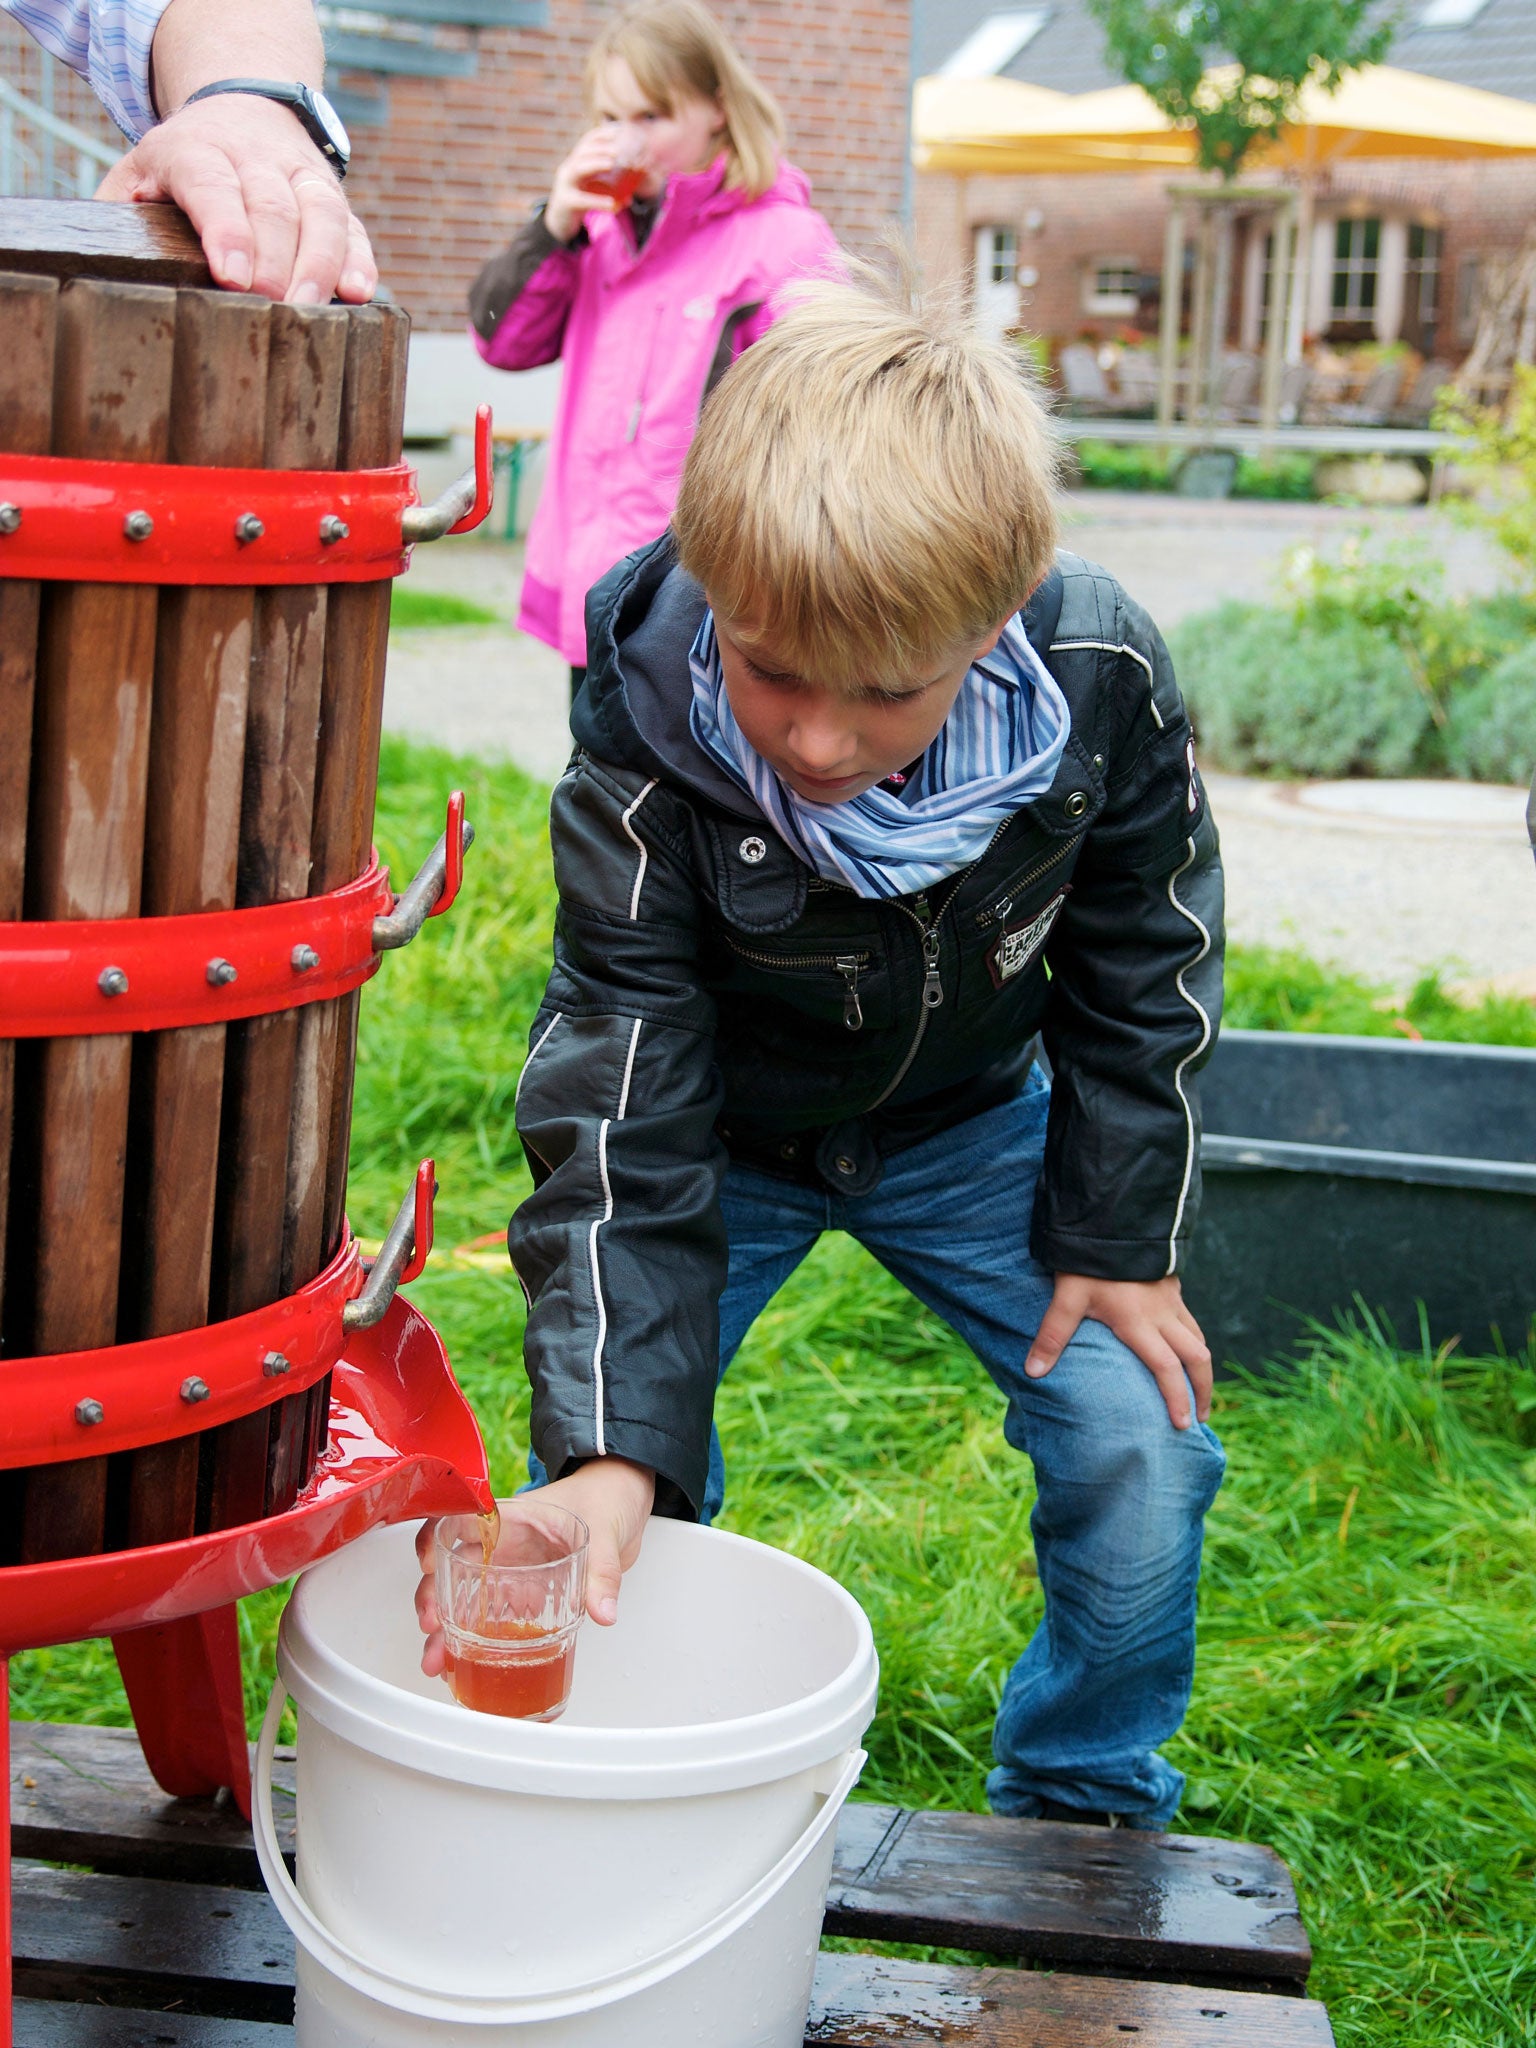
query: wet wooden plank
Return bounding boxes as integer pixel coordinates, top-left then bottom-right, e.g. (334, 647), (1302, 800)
(806, 1953), (1336, 2046)
(0, 201), (211, 287)
(826, 1804), (1311, 1990)
(0, 269), (57, 1353)
(11, 1863), (294, 2023)
(11, 1727), (1308, 1993)
(15, 2004), (291, 2046)
(10, 1717), (295, 1889)
(120, 289), (270, 1548)
(15, 276), (175, 1559)
(8, 1862), (1335, 2046)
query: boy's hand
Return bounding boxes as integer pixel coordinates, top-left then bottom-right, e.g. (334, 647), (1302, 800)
(413, 1458), (656, 1676)
(1025, 1274), (1212, 1429)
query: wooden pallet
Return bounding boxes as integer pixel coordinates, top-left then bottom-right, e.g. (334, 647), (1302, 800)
(9, 1721), (1334, 2045)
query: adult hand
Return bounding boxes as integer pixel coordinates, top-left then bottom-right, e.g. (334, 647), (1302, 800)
(413, 1457), (656, 1676)
(545, 128), (638, 243)
(96, 94), (378, 305)
(1025, 1273), (1213, 1430)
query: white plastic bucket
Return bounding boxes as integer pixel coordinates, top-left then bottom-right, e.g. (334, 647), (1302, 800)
(256, 1518), (877, 2042)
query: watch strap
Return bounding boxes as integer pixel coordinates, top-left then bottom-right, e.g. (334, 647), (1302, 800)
(181, 80), (349, 176)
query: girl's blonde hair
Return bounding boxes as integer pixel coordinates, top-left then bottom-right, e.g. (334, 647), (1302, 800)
(673, 266), (1062, 691)
(588, 0), (785, 200)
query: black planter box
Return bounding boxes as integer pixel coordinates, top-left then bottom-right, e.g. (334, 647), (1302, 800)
(1184, 1028), (1536, 1368)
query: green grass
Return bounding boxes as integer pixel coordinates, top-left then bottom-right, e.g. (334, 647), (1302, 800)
(389, 586), (501, 629)
(13, 739), (1536, 2045)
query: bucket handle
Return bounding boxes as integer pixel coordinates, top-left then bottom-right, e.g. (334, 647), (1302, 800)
(254, 1680), (864, 2027)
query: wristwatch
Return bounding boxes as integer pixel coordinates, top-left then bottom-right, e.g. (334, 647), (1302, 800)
(180, 80), (352, 178)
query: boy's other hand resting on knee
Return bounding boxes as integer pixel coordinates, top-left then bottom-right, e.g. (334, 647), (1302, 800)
(1025, 1275), (1213, 1429)
(413, 1457), (656, 1675)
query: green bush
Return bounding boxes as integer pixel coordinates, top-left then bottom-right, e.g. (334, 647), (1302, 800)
(1171, 600), (1433, 777)
(1233, 450), (1316, 500)
(1074, 439), (1172, 491)
(1443, 640), (1536, 784)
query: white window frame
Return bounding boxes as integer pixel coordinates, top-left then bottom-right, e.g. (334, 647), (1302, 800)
(1331, 216), (1382, 322)
(1084, 257), (1140, 318)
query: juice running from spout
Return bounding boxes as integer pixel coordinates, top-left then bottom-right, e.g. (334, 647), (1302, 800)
(444, 1618), (577, 1721)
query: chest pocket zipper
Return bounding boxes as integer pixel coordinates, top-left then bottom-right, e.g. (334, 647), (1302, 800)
(974, 834), (1082, 930)
(723, 937), (869, 1031)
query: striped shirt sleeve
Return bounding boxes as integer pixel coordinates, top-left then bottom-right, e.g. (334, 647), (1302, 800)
(3, 0), (175, 140)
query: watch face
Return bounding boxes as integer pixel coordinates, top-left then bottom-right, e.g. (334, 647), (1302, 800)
(306, 89), (352, 162)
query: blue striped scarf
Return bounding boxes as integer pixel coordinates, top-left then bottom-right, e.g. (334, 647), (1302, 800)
(687, 611), (1071, 900)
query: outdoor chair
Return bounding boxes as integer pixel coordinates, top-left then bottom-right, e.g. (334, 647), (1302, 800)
(1110, 347), (1160, 414)
(1391, 358), (1454, 426)
(1322, 357), (1405, 425)
(1056, 341), (1116, 414)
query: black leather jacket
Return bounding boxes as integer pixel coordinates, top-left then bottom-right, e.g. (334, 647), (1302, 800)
(510, 536), (1225, 1515)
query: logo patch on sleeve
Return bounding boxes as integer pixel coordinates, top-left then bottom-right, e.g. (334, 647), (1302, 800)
(987, 888), (1070, 988)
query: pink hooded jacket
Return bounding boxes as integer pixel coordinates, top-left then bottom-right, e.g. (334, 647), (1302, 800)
(470, 156), (838, 666)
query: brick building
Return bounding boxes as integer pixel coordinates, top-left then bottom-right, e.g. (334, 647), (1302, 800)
(915, 0), (1536, 365)
(0, 4), (910, 313)
(1, 2), (912, 430)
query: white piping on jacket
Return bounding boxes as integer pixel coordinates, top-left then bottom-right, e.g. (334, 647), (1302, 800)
(587, 1016), (644, 1456)
(1050, 640), (1165, 728)
(515, 1011), (562, 1109)
(621, 779), (659, 920)
(1164, 838), (1213, 1277)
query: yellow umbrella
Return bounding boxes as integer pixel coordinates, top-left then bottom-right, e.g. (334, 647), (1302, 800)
(913, 64), (1536, 172)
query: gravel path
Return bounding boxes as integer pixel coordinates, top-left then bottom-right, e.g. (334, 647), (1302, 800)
(386, 499), (1536, 992)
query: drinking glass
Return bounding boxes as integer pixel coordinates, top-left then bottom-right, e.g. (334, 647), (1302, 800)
(434, 1502), (588, 1721)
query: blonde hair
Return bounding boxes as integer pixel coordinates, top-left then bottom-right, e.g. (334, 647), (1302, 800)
(588, 0), (784, 200)
(672, 268), (1062, 690)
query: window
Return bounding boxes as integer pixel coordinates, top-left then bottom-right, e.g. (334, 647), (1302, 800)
(1406, 224), (1443, 328)
(1331, 217), (1381, 320)
(939, 10), (1050, 79)
(1084, 259), (1140, 317)
(985, 227), (1019, 287)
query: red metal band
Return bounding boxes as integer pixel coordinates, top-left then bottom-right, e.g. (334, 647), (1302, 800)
(0, 409), (495, 585)
(0, 861), (392, 1038)
(0, 1234), (363, 1469)
(0, 452), (415, 583)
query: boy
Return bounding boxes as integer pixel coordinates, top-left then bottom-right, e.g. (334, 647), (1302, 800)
(450, 276), (1224, 1827)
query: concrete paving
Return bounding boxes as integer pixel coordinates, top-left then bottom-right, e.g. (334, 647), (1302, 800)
(385, 495), (1536, 991)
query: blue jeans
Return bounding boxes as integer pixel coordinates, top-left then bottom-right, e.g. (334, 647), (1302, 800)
(534, 1071), (1226, 1827)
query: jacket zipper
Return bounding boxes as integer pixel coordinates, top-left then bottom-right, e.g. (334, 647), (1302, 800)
(863, 815), (1019, 1113)
(973, 833), (1082, 930)
(724, 937), (868, 1031)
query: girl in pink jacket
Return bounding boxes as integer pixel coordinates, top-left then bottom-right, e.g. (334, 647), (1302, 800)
(468, 0), (839, 690)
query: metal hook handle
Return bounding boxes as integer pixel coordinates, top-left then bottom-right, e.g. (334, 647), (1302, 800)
(400, 406), (494, 544)
(342, 1159), (436, 1331)
(372, 792), (473, 952)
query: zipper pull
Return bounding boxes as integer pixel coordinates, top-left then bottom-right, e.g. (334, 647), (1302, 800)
(835, 955), (864, 1031)
(921, 928), (944, 1009)
(626, 401), (642, 442)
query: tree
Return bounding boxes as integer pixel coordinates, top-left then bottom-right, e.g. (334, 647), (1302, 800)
(1084, 0), (1396, 178)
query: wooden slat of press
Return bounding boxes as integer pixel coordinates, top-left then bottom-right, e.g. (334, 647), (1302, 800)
(8, 1863), (1336, 2048)
(10, 1725), (1310, 1995)
(14, 278), (175, 1561)
(0, 271), (57, 1359)
(307, 303), (409, 1273)
(15, 2003), (292, 2046)
(0, 200), (211, 287)
(119, 290), (270, 1547)
(806, 1953), (1336, 2046)
(826, 1803), (1311, 1992)
(210, 302), (349, 1518)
